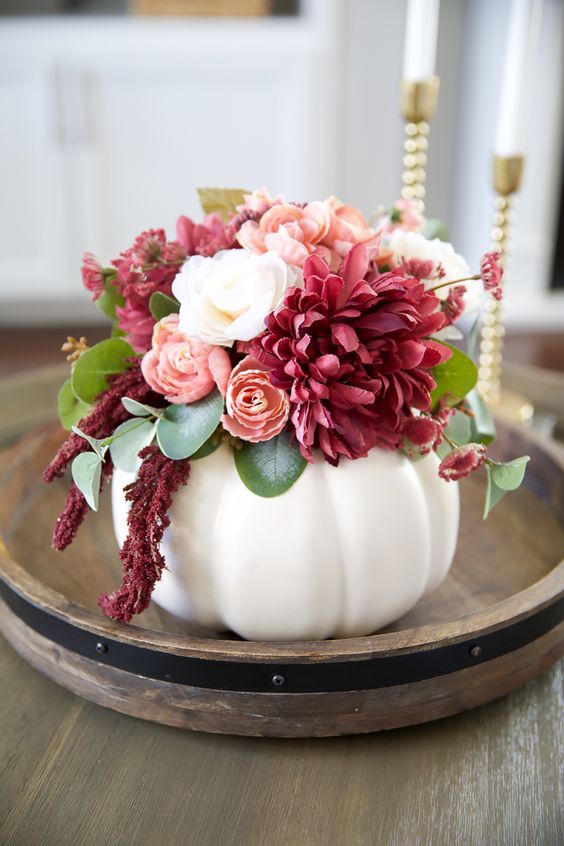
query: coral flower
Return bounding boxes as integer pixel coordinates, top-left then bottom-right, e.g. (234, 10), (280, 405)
(141, 314), (231, 404)
(237, 201), (332, 268)
(222, 357), (290, 443)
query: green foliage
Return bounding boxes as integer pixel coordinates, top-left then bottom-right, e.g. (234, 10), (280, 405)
(58, 379), (91, 431)
(197, 187), (249, 221)
(234, 429), (307, 498)
(71, 339), (134, 405)
(71, 426), (109, 459)
(431, 344), (478, 408)
(483, 456), (530, 519)
(466, 313), (481, 361)
(96, 271), (124, 321)
(121, 397), (162, 417)
(467, 389), (496, 445)
(156, 391), (224, 460)
(71, 451), (103, 511)
(109, 418), (156, 473)
(190, 434), (222, 460)
(149, 292), (180, 321)
(421, 218), (450, 241)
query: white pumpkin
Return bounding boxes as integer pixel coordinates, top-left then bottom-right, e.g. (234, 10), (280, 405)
(112, 444), (459, 641)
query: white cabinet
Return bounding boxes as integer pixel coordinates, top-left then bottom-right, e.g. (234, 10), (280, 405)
(0, 6), (343, 322)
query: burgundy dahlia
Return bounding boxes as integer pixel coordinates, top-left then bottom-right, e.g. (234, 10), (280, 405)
(252, 244), (451, 464)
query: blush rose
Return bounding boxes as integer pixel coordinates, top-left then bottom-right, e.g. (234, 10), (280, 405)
(141, 313), (231, 404)
(222, 357), (290, 443)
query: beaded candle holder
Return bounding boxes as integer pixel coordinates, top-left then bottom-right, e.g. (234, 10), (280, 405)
(400, 76), (440, 214)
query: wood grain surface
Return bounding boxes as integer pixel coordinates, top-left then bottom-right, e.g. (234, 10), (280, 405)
(0, 366), (563, 845)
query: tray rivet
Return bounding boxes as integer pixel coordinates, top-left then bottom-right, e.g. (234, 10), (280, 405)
(470, 645), (482, 657)
(95, 642), (108, 654)
(272, 674), (286, 687)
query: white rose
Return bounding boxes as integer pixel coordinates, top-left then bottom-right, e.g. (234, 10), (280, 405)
(386, 230), (470, 291)
(172, 249), (302, 346)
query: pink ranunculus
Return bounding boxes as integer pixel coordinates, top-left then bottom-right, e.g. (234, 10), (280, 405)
(222, 357), (290, 443)
(377, 198), (425, 234)
(141, 314), (231, 404)
(237, 201), (332, 268)
(81, 252), (105, 300)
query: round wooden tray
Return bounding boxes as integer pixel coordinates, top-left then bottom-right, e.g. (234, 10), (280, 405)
(0, 420), (563, 738)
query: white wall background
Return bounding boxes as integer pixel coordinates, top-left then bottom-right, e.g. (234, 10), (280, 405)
(0, 0), (562, 327)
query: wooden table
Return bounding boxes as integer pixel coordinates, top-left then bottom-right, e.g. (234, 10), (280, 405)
(1, 366), (563, 846)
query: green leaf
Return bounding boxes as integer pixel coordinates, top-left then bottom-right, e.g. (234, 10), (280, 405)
(190, 433), (221, 460)
(71, 426), (109, 460)
(444, 409), (472, 446)
(421, 218), (450, 241)
(149, 292), (180, 321)
(490, 455), (530, 490)
(111, 321), (127, 338)
(57, 379), (91, 431)
(121, 397), (161, 417)
(431, 344), (478, 408)
(71, 338), (134, 405)
(466, 313), (481, 361)
(109, 419), (156, 473)
(197, 187), (249, 222)
(483, 456), (530, 519)
(467, 389), (496, 445)
(71, 451), (102, 511)
(96, 273), (124, 321)
(234, 429), (307, 498)
(156, 391), (223, 460)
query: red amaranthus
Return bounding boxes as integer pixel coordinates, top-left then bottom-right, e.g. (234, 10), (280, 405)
(252, 244), (451, 464)
(98, 445), (190, 623)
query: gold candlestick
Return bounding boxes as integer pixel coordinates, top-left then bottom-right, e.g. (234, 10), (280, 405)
(477, 154), (533, 424)
(400, 76), (440, 214)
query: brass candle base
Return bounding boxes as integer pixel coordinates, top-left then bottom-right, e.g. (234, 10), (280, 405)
(477, 153), (533, 424)
(400, 77), (439, 214)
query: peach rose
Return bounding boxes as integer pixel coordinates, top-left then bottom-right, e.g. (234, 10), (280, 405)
(323, 197), (381, 262)
(222, 357), (290, 443)
(141, 313), (231, 404)
(237, 201), (331, 268)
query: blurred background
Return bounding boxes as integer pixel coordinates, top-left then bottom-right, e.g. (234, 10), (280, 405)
(0, 0), (563, 374)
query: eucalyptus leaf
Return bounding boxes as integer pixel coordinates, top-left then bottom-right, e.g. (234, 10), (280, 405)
(234, 429), (307, 498)
(421, 218), (450, 242)
(149, 291), (180, 321)
(431, 343), (478, 408)
(71, 338), (134, 405)
(58, 379), (91, 430)
(467, 389), (496, 445)
(190, 434), (221, 460)
(197, 187), (249, 222)
(490, 455), (530, 490)
(444, 409), (472, 446)
(109, 419), (156, 473)
(71, 426), (109, 459)
(466, 313), (481, 361)
(156, 391), (223, 460)
(96, 273), (124, 321)
(483, 456), (530, 519)
(71, 451), (102, 511)
(121, 397), (162, 418)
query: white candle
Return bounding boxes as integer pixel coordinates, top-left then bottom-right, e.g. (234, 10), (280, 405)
(402, 0), (440, 82)
(495, 0), (542, 156)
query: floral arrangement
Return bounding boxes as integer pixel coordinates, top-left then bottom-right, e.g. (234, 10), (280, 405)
(44, 188), (529, 623)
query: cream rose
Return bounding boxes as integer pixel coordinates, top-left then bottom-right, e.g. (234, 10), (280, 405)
(172, 249), (302, 346)
(386, 230), (470, 290)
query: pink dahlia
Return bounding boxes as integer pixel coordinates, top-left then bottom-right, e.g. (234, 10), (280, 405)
(480, 251), (504, 300)
(112, 228), (187, 352)
(252, 244), (451, 464)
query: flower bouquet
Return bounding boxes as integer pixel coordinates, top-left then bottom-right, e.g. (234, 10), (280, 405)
(44, 189), (529, 640)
